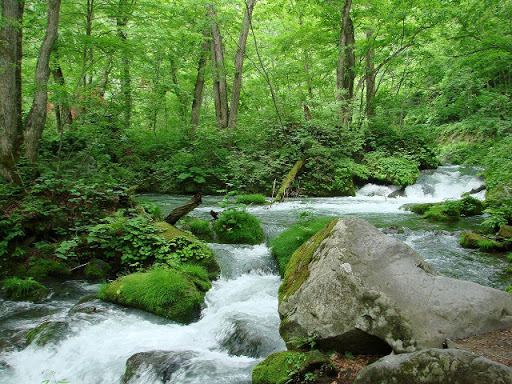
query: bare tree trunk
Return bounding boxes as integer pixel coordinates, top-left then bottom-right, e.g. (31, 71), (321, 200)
(51, 54), (73, 130)
(24, 0), (62, 163)
(82, 0), (94, 88)
(190, 30), (210, 135)
(228, 0), (257, 129)
(169, 56), (187, 121)
(0, 0), (24, 183)
(365, 30), (376, 117)
(117, 0), (132, 130)
(336, 0), (355, 125)
(209, 5), (229, 129)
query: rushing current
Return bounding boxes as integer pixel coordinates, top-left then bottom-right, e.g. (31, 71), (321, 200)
(0, 166), (508, 384)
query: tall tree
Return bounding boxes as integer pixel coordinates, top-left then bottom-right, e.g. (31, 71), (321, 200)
(190, 30), (211, 133)
(117, 0), (133, 129)
(228, 0), (257, 128)
(0, 0), (24, 182)
(24, 0), (62, 162)
(336, 0), (355, 125)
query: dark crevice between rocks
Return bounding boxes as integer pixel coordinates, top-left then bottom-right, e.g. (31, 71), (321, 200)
(315, 329), (393, 355)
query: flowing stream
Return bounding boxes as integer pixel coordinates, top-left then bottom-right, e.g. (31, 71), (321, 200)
(0, 166), (509, 384)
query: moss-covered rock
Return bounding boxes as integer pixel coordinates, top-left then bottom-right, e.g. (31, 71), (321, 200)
(278, 219), (338, 303)
(498, 225), (512, 239)
(25, 321), (70, 347)
(155, 221), (220, 279)
(270, 217), (335, 277)
(98, 266), (211, 323)
(422, 202), (461, 222)
(1, 277), (48, 301)
(252, 350), (336, 384)
(213, 208), (264, 245)
(27, 259), (71, 279)
(460, 232), (505, 251)
(84, 258), (112, 281)
(404, 195), (485, 222)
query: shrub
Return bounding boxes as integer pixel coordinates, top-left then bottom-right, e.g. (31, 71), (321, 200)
(98, 266), (210, 323)
(2, 277), (48, 301)
(180, 218), (214, 241)
(236, 194), (268, 205)
(270, 217), (334, 277)
(363, 151), (420, 187)
(213, 208), (264, 244)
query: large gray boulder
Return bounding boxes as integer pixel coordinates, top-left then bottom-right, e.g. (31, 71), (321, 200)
(354, 348), (512, 384)
(279, 217), (512, 354)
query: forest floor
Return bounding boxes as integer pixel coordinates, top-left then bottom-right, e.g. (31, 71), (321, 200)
(325, 328), (512, 383)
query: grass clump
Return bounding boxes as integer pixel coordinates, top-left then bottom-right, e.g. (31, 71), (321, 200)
(2, 277), (48, 301)
(270, 217), (335, 277)
(98, 266), (211, 323)
(213, 208), (264, 245)
(235, 194), (268, 205)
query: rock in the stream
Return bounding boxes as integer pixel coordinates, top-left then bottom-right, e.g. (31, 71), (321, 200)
(353, 348), (512, 384)
(25, 321), (71, 347)
(498, 225), (512, 240)
(279, 217), (512, 354)
(123, 350), (197, 383)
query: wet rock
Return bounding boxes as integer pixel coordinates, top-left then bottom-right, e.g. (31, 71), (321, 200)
(279, 217), (512, 354)
(354, 348), (512, 384)
(84, 258), (112, 281)
(25, 321), (70, 347)
(387, 188), (405, 198)
(123, 350), (197, 383)
(219, 316), (279, 358)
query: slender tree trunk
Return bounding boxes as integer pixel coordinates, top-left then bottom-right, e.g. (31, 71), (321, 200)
(24, 0), (62, 163)
(209, 5), (229, 129)
(0, 0), (24, 183)
(228, 0), (257, 129)
(365, 30), (376, 117)
(51, 55), (73, 130)
(169, 57), (187, 121)
(82, 0), (94, 87)
(117, 0), (132, 129)
(190, 30), (210, 135)
(336, 0), (355, 126)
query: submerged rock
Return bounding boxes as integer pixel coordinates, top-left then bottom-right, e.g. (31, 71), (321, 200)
(354, 348), (512, 384)
(25, 321), (70, 347)
(123, 350), (197, 383)
(279, 217), (512, 354)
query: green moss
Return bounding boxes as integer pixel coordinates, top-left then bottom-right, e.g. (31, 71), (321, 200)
(252, 350), (335, 384)
(459, 232), (504, 251)
(1, 277), (48, 301)
(405, 196), (484, 222)
(98, 266), (210, 323)
(423, 203), (460, 222)
(279, 219), (338, 303)
(180, 218), (214, 241)
(270, 217), (335, 277)
(213, 208), (264, 245)
(235, 194), (268, 205)
(84, 258), (112, 281)
(402, 203), (434, 215)
(27, 259), (71, 279)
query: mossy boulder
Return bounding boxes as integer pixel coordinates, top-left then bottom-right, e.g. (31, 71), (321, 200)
(25, 321), (70, 347)
(404, 195), (485, 222)
(1, 277), (48, 301)
(179, 218), (215, 242)
(27, 259), (71, 279)
(252, 350), (336, 384)
(84, 258), (112, 281)
(98, 266), (211, 323)
(213, 208), (264, 245)
(498, 225), (512, 239)
(354, 349), (512, 384)
(459, 232), (505, 251)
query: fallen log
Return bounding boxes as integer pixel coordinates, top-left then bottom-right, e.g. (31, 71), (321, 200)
(164, 193), (203, 225)
(272, 158), (306, 203)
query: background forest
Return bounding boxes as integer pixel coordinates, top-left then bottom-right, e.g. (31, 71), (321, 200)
(1, 0), (511, 277)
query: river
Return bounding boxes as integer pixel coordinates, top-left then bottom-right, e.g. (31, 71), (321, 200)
(0, 165), (508, 384)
